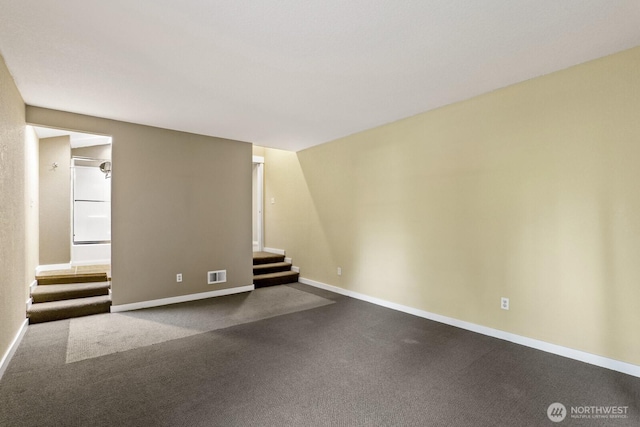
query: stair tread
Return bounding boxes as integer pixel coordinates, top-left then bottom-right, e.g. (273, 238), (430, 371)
(254, 270), (299, 279)
(31, 281), (110, 303)
(253, 261), (291, 270)
(28, 295), (111, 313)
(253, 252), (285, 265)
(32, 281), (110, 296)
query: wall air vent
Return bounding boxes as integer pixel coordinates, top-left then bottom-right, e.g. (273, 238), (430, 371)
(208, 270), (227, 284)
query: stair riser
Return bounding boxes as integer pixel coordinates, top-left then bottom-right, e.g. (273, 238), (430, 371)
(32, 289), (110, 304)
(28, 302), (111, 324)
(254, 273), (299, 288)
(253, 265), (293, 275)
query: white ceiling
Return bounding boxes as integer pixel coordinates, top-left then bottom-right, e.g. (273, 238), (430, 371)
(1, 1), (639, 152)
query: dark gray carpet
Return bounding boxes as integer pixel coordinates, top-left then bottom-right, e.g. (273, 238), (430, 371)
(1, 283), (638, 426)
(66, 285), (333, 363)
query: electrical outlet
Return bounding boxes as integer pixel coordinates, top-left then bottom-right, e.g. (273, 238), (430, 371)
(176, 273), (183, 283)
(337, 267), (342, 276)
(501, 297), (509, 310)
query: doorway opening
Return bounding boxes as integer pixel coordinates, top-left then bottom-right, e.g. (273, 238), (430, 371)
(33, 126), (112, 267)
(252, 156), (264, 252)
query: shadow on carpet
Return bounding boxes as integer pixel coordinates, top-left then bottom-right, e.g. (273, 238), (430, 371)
(66, 285), (333, 363)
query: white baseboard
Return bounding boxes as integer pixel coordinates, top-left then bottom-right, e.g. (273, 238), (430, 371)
(29, 280), (37, 293)
(0, 319), (28, 381)
(36, 263), (71, 274)
(263, 247), (285, 255)
(284, 257), (292, 264)
(299, 277), (640, 379)
(111, 285), (254, 313)
(26, 297), (33, 311)
(291, 266), (300, 273)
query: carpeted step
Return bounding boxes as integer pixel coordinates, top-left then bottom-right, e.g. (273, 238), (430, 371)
(254, 271), (299, 288)
(27, 295), (111, 324)
(253, 252), (285, 265)
(36, 272), (108, 286)
(253, 262), (293, 275)
(31, 281), (111, 303)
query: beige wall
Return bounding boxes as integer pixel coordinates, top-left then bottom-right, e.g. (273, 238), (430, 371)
(0, 55), (31, 366)
(262, 46), (640, 367)
(26, 107), (253, 305)
(39, 136), (71, 264)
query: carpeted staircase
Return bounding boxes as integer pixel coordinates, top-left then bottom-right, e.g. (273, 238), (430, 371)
(28, 272), (111, 324)
(253, 252), (299, 288)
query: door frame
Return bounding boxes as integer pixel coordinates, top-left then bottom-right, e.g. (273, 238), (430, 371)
(253, 156), (264, 252)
